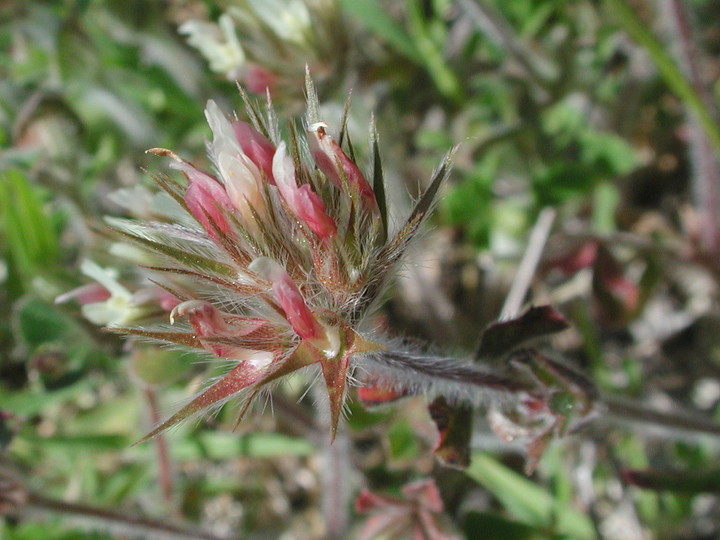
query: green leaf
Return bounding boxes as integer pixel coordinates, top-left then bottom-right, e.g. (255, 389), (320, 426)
(370, 118), (388, 244)
(476, 306), (569, 362)
(167, 432), (315, 460)
(0, 169), (59, 284)
(592, 181), (620, 234)
(17, 432), (129, 452)
(15, 297), (75, 347)
(2, 378), (93, 416)
(130, 348), (192, 387)
(407, 0), (463, 102)
(467, 453), (595, 539)
(579, 131), (637, 177)
(387, 418), (419, 460)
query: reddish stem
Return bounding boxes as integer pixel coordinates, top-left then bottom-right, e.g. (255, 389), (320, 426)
(665, 0), (720, 256)
(144, 387), (174, 507)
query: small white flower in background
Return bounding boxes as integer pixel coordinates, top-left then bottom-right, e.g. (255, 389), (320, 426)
(178, 0), (348, 102)
(180, 14), (245, 79)
(56, 260), (178, 327)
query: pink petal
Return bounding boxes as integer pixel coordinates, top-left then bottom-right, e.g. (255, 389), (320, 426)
(55, 283), (111, 305)
(293, 184), (337, 239)
(402, 480), (444, 513)
(243, 62), (277, 95)
(132, 287), (180, 312)
(414, 512), (458, 540)
(355, 489), (402, 512)
(172, 300), (228, 336)
(272, 142), (336, 239)
(249, 258), (321, 340)
(273, 274), (321, 340)
(173, 162), (234, 238)
(307, 123), (376, 207)
(232, 121), (276, 184)
(358, 511), (411, 540)
(171, 300), (275, 359)
(544, 240), (598, 276)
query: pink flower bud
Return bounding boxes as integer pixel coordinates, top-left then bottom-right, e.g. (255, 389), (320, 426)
(401, 480), (444, 513)
(171, 299), (228, 337)
(55, 283), (111, 305)
(232, 121), (276, 184)
(355, 489), (396, 512)
(171, 300), (274, 360)
(249, 257), (322, 340)
(308, 123), (376, 207)
(132, 287), (181, 312)
(206, 101), (267, 226)
(273, 142), (337, 239)
(173, 161), (234, 239)
(243, 62), (277, 95)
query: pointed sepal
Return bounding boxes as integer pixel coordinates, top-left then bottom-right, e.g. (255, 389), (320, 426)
(135, 358), (272, 444)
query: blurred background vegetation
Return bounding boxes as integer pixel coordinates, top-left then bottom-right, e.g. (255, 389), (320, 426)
(2, 0), (720, 538)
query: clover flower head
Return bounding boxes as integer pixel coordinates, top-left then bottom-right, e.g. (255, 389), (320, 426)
(109, 75), (455, 441)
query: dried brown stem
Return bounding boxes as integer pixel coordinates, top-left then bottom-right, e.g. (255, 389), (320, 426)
(501, 207), (556, 318)
(20, 491), (226, 540)
(663, 0), (720, 255)
(603, 395), (720, 438)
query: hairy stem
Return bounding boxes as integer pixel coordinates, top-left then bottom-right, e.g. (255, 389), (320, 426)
(363, 349), (720, 440)
(322, 427), (351, 539)
(310, 385), (350, 540)
(363, 350), (535, 400)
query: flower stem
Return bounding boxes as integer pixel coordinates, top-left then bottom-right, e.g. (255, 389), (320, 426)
(22, 491), (226, 540)
(363, 349), (535, 401)
(602, 395), (720, 438)
(322, 427), (351, 539)
(662, 0), (720, 255)
(144, 386), (174, 508)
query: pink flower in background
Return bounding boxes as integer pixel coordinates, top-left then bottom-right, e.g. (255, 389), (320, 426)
(355, 479), (458, 540)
